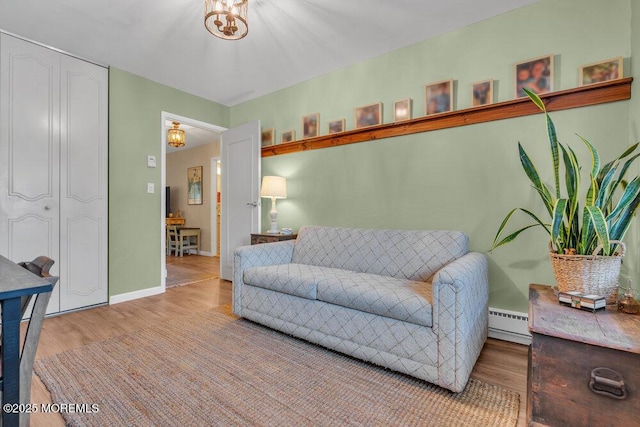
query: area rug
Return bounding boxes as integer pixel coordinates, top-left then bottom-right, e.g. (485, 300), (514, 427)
(35, 307), (519, 426)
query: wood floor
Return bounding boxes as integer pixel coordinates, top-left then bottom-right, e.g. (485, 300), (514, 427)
(25, 257), (528, 426)
(165, 254), (220, 288)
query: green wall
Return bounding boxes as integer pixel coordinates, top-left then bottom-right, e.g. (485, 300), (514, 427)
(109, 68), (229, 297)
(231, 0), (639, 312)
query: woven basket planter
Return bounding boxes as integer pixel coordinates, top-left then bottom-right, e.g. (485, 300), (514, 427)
(550, 241), (625, 304)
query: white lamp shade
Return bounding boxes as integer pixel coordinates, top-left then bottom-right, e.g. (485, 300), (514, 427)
(260, 176), (287, 199)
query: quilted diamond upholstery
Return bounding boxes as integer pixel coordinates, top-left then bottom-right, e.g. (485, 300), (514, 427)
(292, 226), (468, 281)
(233, 226), (488, 393)
(243, 264), (351, 300)
(316, 272), (433, 327)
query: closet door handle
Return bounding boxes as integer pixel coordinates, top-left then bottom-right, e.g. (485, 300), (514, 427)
(44, 205), (51, 211)
(246, 202), (258, 207)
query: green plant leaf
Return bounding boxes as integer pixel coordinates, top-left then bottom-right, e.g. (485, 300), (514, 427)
(586, 206), (610, 255)
(608, 176), (640, 221)
(551, 199), (568, 251)
(490, 224), (547, 252)
(524, 88), (560, 199)
(576, 134), (600, 179)
(609, 190), (640, 242)
(523, 88), (546, 112)
(519, 143), (554, 216)
(490, 208), (550, 252)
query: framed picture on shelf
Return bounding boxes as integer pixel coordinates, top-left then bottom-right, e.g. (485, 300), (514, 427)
(579, 57), (623, 86)
(471, 80), (493, 106)
(281, 129), (295, 143)
(424, 79), (453, 115)
(261, 128), (274, 147)
(393, 99), (412, 122)
(187, 166), (203, 205)
(515, 54), (553, 98)
(328, 119), (345, 134)
(354, 102), (382, 129)
(302, 113), (319, 139)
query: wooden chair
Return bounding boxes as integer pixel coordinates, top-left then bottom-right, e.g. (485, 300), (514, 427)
(1, 256), (58, 427)
(167, 226), (182, 256)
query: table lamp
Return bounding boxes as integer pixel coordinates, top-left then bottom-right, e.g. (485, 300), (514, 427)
(260, 176), (287, 234)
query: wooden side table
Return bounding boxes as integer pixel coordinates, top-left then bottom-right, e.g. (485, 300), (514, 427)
(251, 233), (297, 245)
(528, 284), (639, 426)
(166, 217), (185, 226)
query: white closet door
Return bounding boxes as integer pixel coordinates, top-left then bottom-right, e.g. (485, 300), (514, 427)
(0, 33), (61, 313)
(59, 55), (108, 311)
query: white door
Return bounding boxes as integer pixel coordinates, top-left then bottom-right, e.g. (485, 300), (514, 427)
(220, 121), (261, 281)
(0, 33), (61, 313)
(58, 55), (108, 311)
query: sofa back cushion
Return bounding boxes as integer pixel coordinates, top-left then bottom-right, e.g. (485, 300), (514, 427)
(291, 226), (468, 281)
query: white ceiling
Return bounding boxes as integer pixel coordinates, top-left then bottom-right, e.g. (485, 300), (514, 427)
(0, 0), (539, 107)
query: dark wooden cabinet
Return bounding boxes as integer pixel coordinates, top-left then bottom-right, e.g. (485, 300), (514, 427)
(528, 284), (640, 426)
(250, 233), (297, 245)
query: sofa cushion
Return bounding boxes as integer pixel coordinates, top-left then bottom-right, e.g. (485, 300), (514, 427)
(317, 272), (433, 328)
(291, 226), (468, 281)
(243, 264), (352, 300)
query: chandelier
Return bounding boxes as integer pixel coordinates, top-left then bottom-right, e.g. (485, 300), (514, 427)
(204, 0), (249, 40)
(167, 122), (186, 148)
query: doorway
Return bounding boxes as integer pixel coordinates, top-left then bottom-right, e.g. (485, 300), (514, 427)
(161, 112), (227, 291)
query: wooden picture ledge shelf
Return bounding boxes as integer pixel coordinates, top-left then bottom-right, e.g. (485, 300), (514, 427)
(262, 78), (633, 158)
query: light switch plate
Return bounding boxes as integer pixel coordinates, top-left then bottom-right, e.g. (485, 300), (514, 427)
(147, 155), (156, 168)
(147, 183), (155, 194)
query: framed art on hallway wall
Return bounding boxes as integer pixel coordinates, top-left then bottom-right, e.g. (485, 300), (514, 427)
(187, 166), (203, 205)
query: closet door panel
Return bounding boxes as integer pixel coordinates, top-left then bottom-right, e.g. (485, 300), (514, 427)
(59, 54), (108, 311)
(0, 33), (61, 313)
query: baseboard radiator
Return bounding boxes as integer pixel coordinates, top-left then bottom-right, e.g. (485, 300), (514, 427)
(488, 307), (531, 345)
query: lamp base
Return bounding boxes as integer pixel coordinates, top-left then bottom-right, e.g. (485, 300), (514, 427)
(265, 230), (281, 235)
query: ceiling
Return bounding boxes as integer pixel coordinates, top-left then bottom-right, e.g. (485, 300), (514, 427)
(0, 0), (539, 107)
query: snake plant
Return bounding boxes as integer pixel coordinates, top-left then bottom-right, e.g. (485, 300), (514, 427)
(491, 88), (640, 256)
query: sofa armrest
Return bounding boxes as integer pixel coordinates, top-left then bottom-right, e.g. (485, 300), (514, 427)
(431, 251), (488, 392)
(233, 240), (295, 316)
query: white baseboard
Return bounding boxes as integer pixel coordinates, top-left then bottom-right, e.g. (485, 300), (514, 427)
(488, 307), (531, 345)
(109, 285), (164, 305)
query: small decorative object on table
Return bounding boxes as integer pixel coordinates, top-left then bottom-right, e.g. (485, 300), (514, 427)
(280, 227), (294, 235)
(558, 291), (606, 313)
(618, 280), (640, 315)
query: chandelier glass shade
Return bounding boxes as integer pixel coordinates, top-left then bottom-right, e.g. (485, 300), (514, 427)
(204, 0), (249, 40)
(167, 122), (186, 148)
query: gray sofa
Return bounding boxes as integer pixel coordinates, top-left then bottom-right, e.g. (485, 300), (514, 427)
(233, 226), (488, 392)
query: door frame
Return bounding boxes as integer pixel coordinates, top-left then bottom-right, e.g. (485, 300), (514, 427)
(160, 112), (227, 291)
(211, 156), (221, 256)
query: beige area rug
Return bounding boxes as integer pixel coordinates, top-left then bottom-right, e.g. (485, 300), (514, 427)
(35, 307), (519, 427)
